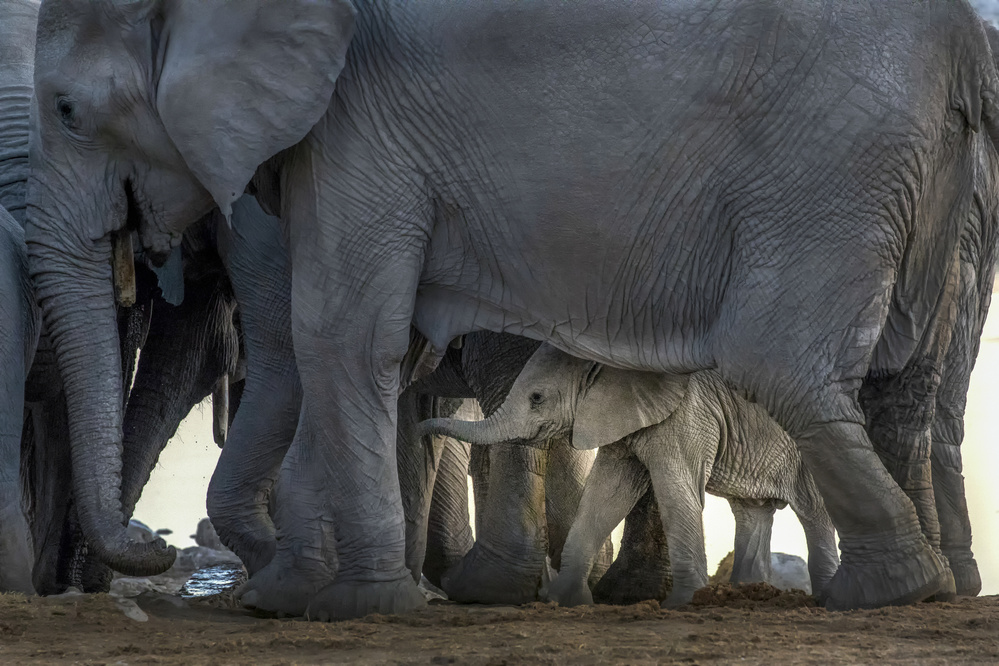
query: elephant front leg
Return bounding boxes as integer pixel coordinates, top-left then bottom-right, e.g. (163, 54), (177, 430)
(283, 200), (428, 620)
(238, 417), (338, 618)
(649, 471), (709, 608)
(549, 443), (648, 607)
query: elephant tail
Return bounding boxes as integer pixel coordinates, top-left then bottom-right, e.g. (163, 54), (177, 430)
(973, 18), (999, 152)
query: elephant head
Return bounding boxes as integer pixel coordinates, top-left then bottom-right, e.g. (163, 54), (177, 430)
(418, 344), (690, 451)
(25, 0), (356, 575)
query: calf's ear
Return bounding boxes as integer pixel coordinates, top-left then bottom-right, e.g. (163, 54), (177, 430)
(572, 368), (689, 450)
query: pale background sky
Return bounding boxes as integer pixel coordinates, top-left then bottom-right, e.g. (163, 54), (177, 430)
(134, 304), (999, 595)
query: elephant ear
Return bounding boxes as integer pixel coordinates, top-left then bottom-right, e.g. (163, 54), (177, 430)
(572, 367), (689, 450)
(156, 0), (357, 218)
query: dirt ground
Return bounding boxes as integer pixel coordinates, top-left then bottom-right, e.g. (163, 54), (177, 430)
(0, 585), (995, 665)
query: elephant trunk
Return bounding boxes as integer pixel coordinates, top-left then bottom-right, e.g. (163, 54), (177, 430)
(416, 412), (518, 447)
(122, 269), (237, 520)
(26, 194), (175, 577)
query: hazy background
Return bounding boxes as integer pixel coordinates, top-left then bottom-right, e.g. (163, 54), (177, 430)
(134, 292), (999, 595)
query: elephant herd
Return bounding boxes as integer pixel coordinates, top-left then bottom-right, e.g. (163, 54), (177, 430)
(0, 0), (995, 622)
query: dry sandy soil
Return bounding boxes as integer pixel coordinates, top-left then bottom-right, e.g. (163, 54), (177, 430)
(0, 585), (995, 665)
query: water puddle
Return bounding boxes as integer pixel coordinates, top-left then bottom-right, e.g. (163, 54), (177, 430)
(180, 564), (246, 598)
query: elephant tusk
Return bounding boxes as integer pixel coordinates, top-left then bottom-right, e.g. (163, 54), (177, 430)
(111, 230), (136, 307)
(213, 375), (229, 448)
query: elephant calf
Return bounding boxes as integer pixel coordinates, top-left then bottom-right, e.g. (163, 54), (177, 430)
(420, 344), (840, 607)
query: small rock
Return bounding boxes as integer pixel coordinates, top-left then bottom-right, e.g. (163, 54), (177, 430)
(770, 552), (811, 594)
(193, 518), (229, 552)
(708, 550), (811, 594)
(114, 597), (149, 622)
(419, 575), (447, 602)
(126, 519), (158, 544)
(173, 546), (243, 572)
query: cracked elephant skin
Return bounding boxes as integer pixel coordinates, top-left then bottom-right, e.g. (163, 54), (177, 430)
(25, 0), (999, 617)
(0, 0), (40, 595)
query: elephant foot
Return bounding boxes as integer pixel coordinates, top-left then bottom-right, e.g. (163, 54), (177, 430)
(592, 555), (672, 605)
(943, 550), (981, 597)
(821, 534), (950, 611)
(441, 541), (544, 605)
(305, 577), (426, 621)
(238, 559), (331, 617)
(547, 574), (594, 607)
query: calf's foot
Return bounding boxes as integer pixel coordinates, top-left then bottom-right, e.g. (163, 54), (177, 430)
(547, 573), (594, 607)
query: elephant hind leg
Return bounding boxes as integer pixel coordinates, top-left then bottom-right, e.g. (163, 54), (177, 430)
(728, 498), (778, 585)
(931, 434), (980, 596)
(711, 254), (949, 610)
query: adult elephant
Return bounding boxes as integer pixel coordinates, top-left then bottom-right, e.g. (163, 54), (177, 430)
(25, 0), (999, 617)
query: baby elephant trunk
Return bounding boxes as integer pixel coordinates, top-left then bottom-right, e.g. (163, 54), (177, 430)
(415, 411), (539, 448)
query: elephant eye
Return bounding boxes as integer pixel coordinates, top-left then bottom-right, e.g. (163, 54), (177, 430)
(529, 392), (545, 407)
(55, 97), (77, 128)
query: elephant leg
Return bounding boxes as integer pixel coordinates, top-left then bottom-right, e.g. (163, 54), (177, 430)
(442, 441), (549, 604)
(792, 499), (839, 597)
(931, 427), (980, 596)
(544, 436), (599, 571)
(121, 267), (238, 524)
(858, 307), (957, 600)
(727, 498), (778, 585)
(23, 394), (73, 594)
(549, 443), (648, 607)
(424, 420), (474, 587)
(928, 268), (984, 598)
(468, 444), (489, 531)
(591, 487), (672, 605)
(0, 232), (35, 594)
(713, 243), (954, 611)
(210, 197), (301, 575)
(267, 164), (429, 620)
(396, 391), (460, 583)
(239, 413), (337, 618)
(649, 464), (708, 608)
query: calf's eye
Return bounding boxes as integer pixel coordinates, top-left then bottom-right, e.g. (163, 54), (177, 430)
(529, 392), (545, 406)
(56, 97), (77, 127)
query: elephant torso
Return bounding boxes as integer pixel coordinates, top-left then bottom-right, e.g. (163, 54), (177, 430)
(360, 0), (986, 388)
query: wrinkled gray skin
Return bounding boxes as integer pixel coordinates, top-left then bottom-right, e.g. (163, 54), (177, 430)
(928, 73), (999, 596)
(420, 345), (840, 606)
(26, 0), (999, 617)
(0, 0), (40, 595)
(0, 207), (38, 594)
(112, 195), (473, 613)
